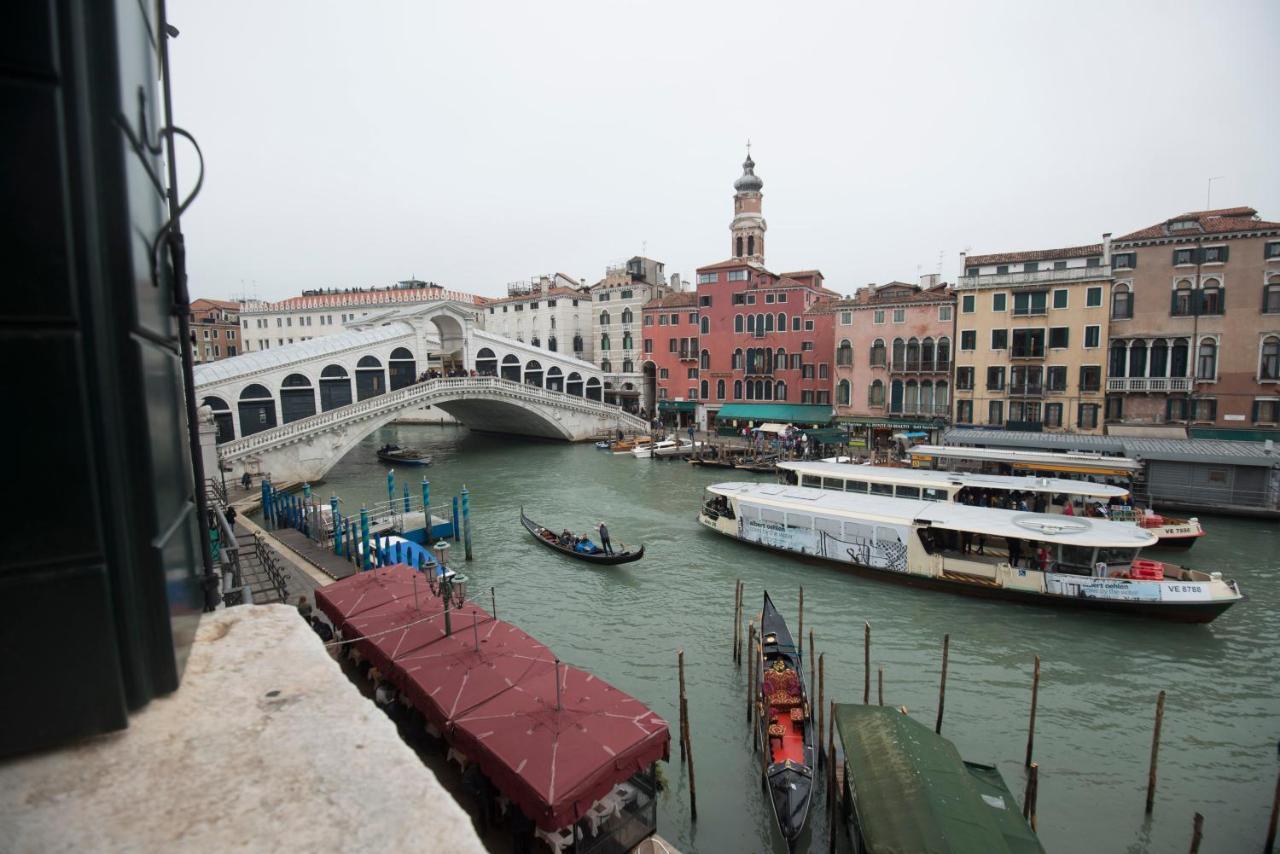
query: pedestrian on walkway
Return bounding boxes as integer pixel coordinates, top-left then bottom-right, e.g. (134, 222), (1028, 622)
(240, 471), (252, 490)
(225, 506), (237, 529)
(597, 520), (614, 555)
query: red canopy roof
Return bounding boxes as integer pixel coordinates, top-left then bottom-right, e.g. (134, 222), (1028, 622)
(315, 566), (670, 832)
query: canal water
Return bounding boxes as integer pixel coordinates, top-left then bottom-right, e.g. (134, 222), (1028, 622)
(317, 424), (1279, 854)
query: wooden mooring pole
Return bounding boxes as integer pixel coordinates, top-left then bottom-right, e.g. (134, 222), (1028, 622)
(678, 648), (697, 820)
(864, 621), (871, 704)
(817, 653), (825, 765)
(798, 585), (804, 647)
(1189, 812), (1204, 853)
(732, 580), (742, 663)
(878, 666), (884, 706)
(1022, 762), (1039, 831)
(1026, 654), (1040, 767)
(935, 633), (950, 734)
(746, 622), (756, 722)
(808, 628), (816, 704)
(677, 649), (687, 763)
(1266, 764), (1280, 853)
(1146, 690), (1166, 814)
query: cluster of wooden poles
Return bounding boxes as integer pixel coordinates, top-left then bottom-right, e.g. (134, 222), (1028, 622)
(666, 580), (1280, 854)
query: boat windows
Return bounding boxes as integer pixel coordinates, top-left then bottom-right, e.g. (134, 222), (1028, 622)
(821, 477), (845, 491)
(895, 486), (921, 499)
(815, 516), (843, 539)
(761, 508), (786, 525)
(1057, 545), (1095, 574)
(922, 488), (948, 501)
(870, 482), (894, 496)
(801, 474), (823, 488)
(786, 513), (814, 530)
(846, 480), (869, 493)
(1096, 547), (1138, 567)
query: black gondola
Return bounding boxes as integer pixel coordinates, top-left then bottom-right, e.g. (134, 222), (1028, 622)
(376, 444), (432, 466)
(519, 508), (644, 566)
(755, 591), (816, 851)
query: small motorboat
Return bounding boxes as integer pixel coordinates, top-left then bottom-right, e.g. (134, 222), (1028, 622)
(755, 591), (816, 851)
(611, 436), (654, 455)
(654, 439), (702, 458)
(376, 444), (432, 466)
(633, 436), (679, 459)
(520, 509), (644, 565)
(595, 440), (613, 449)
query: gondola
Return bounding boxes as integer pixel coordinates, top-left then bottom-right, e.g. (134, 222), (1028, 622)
(755, 591), (816, 851)
(376, 444), (432, 466)
(519, 508), (644, 565)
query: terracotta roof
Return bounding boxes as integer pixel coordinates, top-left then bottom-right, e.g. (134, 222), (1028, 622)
(696, 258), (766, 273)
(1115, 206), (1280, 242)
(779, 269), (824, 279)
(966, 244), (1103, 266)
(191, 297), (240, 310)
(831, 283), (955, 308)
(642, 292), (697, 309)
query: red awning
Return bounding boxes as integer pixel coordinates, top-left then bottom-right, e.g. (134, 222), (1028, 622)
(315, 567), (670, 832)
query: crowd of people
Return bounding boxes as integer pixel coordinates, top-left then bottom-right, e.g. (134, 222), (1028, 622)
(417, 368), (475, 382)
(954, 486), (1121, 519)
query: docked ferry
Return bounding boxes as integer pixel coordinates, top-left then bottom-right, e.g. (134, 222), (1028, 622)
(698, 483), (1241, 622)
(777, 460), (1205, 548)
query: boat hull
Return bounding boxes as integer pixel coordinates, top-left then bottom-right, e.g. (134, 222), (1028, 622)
(702, 516), (1236, 623)
(521, 511), (645, 565)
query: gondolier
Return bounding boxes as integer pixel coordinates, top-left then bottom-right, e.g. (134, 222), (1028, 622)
(598, 521), (613, 555)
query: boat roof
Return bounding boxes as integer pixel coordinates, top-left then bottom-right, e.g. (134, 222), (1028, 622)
(708, 482), (1157, 548)
(834, 705), (1045, 854)
(908, 444), (1142, 475)
(942, 428), (1280, 469)
(779, 461), (1129, 499)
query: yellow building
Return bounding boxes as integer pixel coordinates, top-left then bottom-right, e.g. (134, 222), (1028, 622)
(954, 243), (1111, 433)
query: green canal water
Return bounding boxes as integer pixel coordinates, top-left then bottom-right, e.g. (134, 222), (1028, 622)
(317, 424), (1279, 854)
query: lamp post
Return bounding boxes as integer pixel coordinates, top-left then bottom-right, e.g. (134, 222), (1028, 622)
(429, 539), (467, 636)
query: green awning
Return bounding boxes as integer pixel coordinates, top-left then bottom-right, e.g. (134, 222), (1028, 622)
(801, 428), (849, 445)
(658, 400), (698, 412)
(713, 404), (832, 424)
(835, 705), (1044, 854)
(836, 416), (944, 431)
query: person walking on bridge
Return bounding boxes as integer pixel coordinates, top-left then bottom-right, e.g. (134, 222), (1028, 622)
(597, 521), (614, 555)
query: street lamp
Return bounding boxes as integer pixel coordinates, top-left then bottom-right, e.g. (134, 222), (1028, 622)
(428, 539), (467, 636)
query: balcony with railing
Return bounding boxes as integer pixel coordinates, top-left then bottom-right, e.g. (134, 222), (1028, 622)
(958, 265), (1111, 290)
(1106, 377), (1194, 393)
(886, 403), (952, 418)
(1008, 383), (1044, 397)
(1010, 346), (1046, 360)
(890, 359), (952, 374)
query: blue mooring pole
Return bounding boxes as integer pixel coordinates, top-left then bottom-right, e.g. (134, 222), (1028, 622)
(261, 480), (271, 527)
(451, 495), (460, 543)
(403, 483), (410, 514)
(422, 478), (431, 535)
(331, 496), (340, 555)
(387, 469), (395, 509)
(360, 506), (371, 571)
(461, 486), (473, 561)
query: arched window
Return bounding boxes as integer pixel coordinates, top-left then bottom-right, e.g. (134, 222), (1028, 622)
(764, 313), (774, 333)
(745, 380), (755, 400)
(202, 396), (235, 443)
(600, 310), (611, 326)
(905, 380), (920, 414)
(622, 332), (633, 350)
(585, 377), (602, 401)
(836, 380), (851, 406)
(546, 366), (564, 392)
(736, 236), (744, 257)
(732, 349), (743, 370)
(566, 372), (584, 397)
(868, 379), (885, 407)
(836, 339), (853, 366)
(1261, 336), (1280, 380)
(746, 314), (755, 334)
(530, 336), (540, 348)
(762, 380), (772, 401)
(891, 338), (905, 371)
(700, 349), (710, 370)
(774, 381), (786, 401)
(1129, 340), (1147, 377)
(621, 358), (633, 373)
(600, 333), (610, 351)
(935, 380), (949, 410)
(572, 334), (584, 353)
(601, 358), (612, 372)
(775, 348), (786, 366)
(700, 316), (710, 335)
(1266, 275), (1280, 314)
(524, 360), (544, 387)
(936, 337), (951, 369)
(1109, 341), (1127, 378)
(501, 354), (520, 381)
(906, 338), (920, 371)
(320, 364), (353, 409)
(920, 337), (935, 370)
(388, 346), (416, 390)
(748, 235), (755, 256)
(870, 339), (886, 367)
(919, 381), (934, 415)
(1172, 279), (1194, 316)
(547, 336), (557, 352)
(237, 384), (277, 436)
(1197, 338), (1217, 380)
(735, 314), (744, 333)
(1171, 339), (1190, 377)
(621, 307), (633, 324)
(355, 355), (385, 400)
(1200, 278), (1223, 315)
(700, 379), (709, 399)
(280, 373), (316, 423)
(475, 347), (497, 376)
(1112, 283), (1132, 319)
(717, 379), (726, 399)
(734, 380), (743, 399)
(777, 313), (786, 331)
(1150, 339), (1168, 377)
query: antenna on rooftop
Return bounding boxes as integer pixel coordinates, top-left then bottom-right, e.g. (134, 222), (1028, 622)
(1206, 176), (1224, 210)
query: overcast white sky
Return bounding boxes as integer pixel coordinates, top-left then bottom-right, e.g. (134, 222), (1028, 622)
(170, 0), (1280, 302)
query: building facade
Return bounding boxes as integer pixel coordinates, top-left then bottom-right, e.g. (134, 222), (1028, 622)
(479, 273), (594, 364)
(640, 292), (700, 425)
(190, 298), (240, 363)
(590, 256), (674, 414)
(1105, 207), (1280, 434)
(239, 280), (481, 352)
(830, 277), (954, 446)
(955, 243), (1111, 433)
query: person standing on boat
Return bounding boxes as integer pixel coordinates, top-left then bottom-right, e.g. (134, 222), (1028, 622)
(688, 424), (696, 444)
(598, 521), (614, 555)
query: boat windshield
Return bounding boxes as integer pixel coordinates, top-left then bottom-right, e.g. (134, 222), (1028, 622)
(1096, 547), (1139, 567)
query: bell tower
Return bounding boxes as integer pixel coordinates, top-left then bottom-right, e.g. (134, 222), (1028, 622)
(730, 148), (766, 263)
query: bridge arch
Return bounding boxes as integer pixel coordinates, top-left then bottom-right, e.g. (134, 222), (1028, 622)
(356, 355), (385, 400)
(500, 354), (520, 381)
(320, 365), (352, 410)
(202, 395), (234, 443)
(238, 384), (277, 436)
(389, 346), (416, 390)
(567, 372), (583, 397)
(546, 366), (563, 392)
(475, 347), (497, 376)
(280, 373), (317, 423)
(524, 360), (543, 387)
(586, 377), (602, 401)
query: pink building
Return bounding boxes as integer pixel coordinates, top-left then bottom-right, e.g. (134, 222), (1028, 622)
(830, 279), (955, 448)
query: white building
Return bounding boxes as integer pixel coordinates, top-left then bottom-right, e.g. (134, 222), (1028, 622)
(479, 273), (595, 363)
(238, 280), (482, 352)
(590, 257), (677, 414)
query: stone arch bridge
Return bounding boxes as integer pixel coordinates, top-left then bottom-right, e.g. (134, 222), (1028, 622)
(195, 302), (646, 481)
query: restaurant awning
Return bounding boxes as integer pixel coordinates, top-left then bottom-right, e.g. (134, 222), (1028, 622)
(658, 400), (698, 412)
(835, 705), (1044, 853)
(714, 403), (833, 424)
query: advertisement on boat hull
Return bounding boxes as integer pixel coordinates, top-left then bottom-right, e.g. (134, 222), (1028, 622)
(738, 513), (910, 573)
(1046, 575), (1161, 602)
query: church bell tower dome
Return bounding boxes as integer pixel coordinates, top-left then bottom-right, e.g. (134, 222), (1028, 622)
(730, 149), (766, 263)
(733, 154), (764, 193)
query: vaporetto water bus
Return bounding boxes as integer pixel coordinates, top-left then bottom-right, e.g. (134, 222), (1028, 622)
(698, 483), (1242, 622)
(776, 460), (1205, 548)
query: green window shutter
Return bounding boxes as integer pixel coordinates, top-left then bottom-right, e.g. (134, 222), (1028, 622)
(1170, 290), (1180, 314)
(1252, 400), (1261, 423)
(1191, 289), (1203, 316)
(1219, 287), (1226, 312)
(1208, 399), (1217, 420)
(1219, 246), (1229, 263)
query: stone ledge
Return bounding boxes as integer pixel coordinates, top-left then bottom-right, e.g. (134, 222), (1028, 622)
(0, 605), (485, 854)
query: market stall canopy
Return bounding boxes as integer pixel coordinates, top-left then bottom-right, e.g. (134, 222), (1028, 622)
(715, 403), (833, 424)
(834, 705), (1044, 854)
(754, 422), (790, 434)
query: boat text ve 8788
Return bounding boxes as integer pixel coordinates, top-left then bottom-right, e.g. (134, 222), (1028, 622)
(698, 483), (1241, 623)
